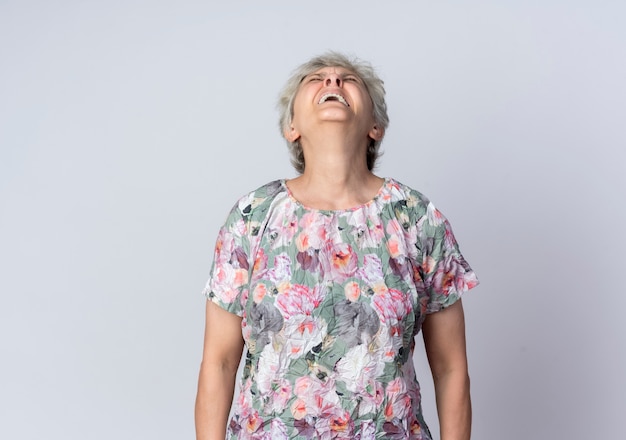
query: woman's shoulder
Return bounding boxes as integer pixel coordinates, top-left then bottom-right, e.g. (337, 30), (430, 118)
(229, 180), (287, 220)
(385, 177), (433, 213)
(239, 180), (286, 202)
(385, 178), (457, 233)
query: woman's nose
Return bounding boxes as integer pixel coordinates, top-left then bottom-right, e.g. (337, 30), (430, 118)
(325, 75), (342, 87)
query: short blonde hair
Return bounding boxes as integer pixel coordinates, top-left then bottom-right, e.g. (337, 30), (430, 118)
(277, 51), (389, 173)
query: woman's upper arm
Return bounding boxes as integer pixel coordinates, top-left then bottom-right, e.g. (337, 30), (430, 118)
(421, 300), (468, 377)
(201, 300), (245, 371)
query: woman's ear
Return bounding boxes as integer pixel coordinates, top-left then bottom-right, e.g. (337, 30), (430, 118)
(284, 125), (301, 142)
(369, 125), (384, 141)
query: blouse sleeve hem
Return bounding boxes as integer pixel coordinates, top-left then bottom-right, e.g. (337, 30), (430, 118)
(425, 275), (479, 314)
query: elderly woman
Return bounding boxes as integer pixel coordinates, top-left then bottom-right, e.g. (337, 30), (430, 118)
(195, 52), (479, 440)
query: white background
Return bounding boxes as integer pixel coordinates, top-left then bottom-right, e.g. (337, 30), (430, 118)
(1, 1), (625, 438)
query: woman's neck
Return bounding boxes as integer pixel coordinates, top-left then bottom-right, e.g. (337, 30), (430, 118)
(286, 125), (385, 210)
(286, 151), (384, 211)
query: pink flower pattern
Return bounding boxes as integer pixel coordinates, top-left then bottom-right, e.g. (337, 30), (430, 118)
(203, 178), (478, 439)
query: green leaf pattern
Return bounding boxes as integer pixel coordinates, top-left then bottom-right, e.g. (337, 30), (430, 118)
(204, 178), (478, 439)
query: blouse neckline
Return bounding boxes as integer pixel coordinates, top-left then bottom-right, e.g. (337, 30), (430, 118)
(280, 177), (390, 214)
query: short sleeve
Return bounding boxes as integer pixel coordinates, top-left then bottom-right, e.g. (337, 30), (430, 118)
(202, 203), (251, 317)
(418, 202), (479, 314)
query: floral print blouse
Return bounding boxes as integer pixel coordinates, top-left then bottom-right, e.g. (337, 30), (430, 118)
(203, 178), (478, 440)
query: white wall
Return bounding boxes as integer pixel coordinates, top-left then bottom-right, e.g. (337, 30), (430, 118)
(1, 1), (624, 438)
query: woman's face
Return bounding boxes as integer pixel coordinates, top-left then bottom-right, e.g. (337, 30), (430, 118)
(287, 66), (380, 144)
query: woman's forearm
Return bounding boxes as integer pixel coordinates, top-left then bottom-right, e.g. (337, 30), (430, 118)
(433, 369), (472, 440)
(195, 361), (238, 440)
